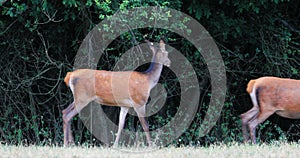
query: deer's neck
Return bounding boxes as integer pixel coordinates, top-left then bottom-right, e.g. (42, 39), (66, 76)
(144, 54), (163, 88)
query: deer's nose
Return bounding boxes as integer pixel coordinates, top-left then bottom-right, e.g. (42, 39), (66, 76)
(165, 59), (171, 67)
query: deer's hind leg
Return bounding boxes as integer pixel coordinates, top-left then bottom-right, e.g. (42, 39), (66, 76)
(241, 107), (259, 143)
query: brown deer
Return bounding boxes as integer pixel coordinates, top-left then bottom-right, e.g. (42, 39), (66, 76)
(62, 40), (170, 147)
(241, 76), (300, 144)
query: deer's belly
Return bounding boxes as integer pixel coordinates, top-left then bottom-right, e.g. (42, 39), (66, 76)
(95, 97), (134, 107)
(276, 110), (300, 119)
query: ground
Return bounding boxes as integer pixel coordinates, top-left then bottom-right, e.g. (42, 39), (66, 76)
(1, 142), (300, 157)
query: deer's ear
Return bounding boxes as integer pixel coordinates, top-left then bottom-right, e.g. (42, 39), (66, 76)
(145, 40), (157, 54)
(159, 40), (165, 51)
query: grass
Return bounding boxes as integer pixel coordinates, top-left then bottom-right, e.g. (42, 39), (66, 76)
(0, 142), (300, 158)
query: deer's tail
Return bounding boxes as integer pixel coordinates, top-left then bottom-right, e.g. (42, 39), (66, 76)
(246, 80), (256, 94)
(64, 72), (72, 87)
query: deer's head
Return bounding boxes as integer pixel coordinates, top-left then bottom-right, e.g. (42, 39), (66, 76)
(146, 40), (171, 67)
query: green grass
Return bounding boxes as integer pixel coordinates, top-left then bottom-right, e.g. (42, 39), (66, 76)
(0, 142), (300, 157)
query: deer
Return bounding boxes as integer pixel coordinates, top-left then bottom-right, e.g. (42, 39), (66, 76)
(241, 76), (300, 144)
(62, 39), (170, 147)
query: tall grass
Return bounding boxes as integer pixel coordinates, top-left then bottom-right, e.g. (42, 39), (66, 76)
(1, 142), (300, 158)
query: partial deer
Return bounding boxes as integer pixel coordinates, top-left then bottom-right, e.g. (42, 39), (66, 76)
(62, 40), (170, 147)
(241, 76), (300, 144)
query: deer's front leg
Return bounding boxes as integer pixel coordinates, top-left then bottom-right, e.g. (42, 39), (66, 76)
(113, 107), (129, 147)
(135, 105), (152, 146)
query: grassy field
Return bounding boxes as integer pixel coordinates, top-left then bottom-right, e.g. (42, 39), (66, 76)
(1, 142), (300, 157)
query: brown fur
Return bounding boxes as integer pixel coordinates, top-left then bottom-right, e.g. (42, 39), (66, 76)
(66, 69), (150, 108)
(246, 79), (256, 94)
(64, 72), (72, 87)
(62, 40), (170, 147)
(241, 76), (300, 144)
